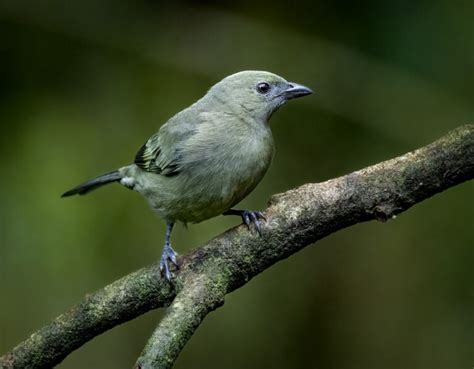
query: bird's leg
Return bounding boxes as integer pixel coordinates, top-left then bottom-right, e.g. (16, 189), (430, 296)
(159, 222), (179, 281)
(223, 208), (266, 235)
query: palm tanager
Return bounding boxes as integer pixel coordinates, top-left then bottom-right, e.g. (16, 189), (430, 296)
(62, 70), (312, 280)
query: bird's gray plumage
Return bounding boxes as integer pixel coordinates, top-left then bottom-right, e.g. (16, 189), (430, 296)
(62, 70), (312, 279)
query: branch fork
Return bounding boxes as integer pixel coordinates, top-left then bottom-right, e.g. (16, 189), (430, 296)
(1, 125), (473, 369)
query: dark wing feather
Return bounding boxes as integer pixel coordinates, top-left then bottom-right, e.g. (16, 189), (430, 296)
(134, 128), (185, 177)
(135, 109), (202, 176)
(134, 141), (162, 172)
(135, 140), (180, 176)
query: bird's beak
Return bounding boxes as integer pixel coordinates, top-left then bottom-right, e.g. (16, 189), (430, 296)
(284, 82), (313, 100)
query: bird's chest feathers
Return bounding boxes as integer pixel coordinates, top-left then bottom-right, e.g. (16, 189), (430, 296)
(226, 134), (270, 179)
(184, 117), (273, 203)
(215, 133), (272, 203)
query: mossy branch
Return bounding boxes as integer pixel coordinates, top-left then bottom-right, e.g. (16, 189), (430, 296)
(1, 125), (473, 369)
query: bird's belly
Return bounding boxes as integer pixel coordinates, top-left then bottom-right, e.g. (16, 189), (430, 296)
(140, 151), (271, 223)
(175, 163), (267, 223)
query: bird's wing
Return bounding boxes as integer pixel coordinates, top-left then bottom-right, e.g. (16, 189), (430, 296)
(134, 112), (197, 177)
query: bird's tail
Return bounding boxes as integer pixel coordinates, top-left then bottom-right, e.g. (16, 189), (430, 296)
(61, 170), (122, 197)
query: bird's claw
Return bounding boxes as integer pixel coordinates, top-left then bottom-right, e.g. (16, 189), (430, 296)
(241, 210), (266, 235)
(159, 244), (179, 281)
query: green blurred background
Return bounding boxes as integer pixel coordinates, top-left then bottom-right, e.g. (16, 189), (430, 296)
(0, 1), (473, 368)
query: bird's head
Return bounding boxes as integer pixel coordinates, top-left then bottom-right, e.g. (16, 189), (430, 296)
(206, 70), (312, 123)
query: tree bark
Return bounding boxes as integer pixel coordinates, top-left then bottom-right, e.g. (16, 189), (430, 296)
(1, 125), (473, 369)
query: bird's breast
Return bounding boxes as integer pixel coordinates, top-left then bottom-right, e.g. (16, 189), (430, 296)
(217, 135), (273, 202)
(177, 122), (274, 221)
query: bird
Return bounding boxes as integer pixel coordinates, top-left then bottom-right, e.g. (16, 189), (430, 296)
(62, 70), (312, 280)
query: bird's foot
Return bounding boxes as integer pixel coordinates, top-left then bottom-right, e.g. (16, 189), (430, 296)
(159, 243), (179, 281)
(224, 209), (266, 235)
(241, 210), (266, 235)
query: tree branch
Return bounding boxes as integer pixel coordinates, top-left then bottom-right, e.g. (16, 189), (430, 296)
(1, 125), (473, 369)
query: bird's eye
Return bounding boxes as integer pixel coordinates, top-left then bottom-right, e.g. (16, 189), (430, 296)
(256, 82), (271, 94)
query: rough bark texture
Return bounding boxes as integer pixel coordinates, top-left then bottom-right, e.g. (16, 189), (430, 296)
(1, 125), (473, 369)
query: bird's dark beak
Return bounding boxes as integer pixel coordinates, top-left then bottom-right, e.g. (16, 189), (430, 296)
(284, 82), (313, 100)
